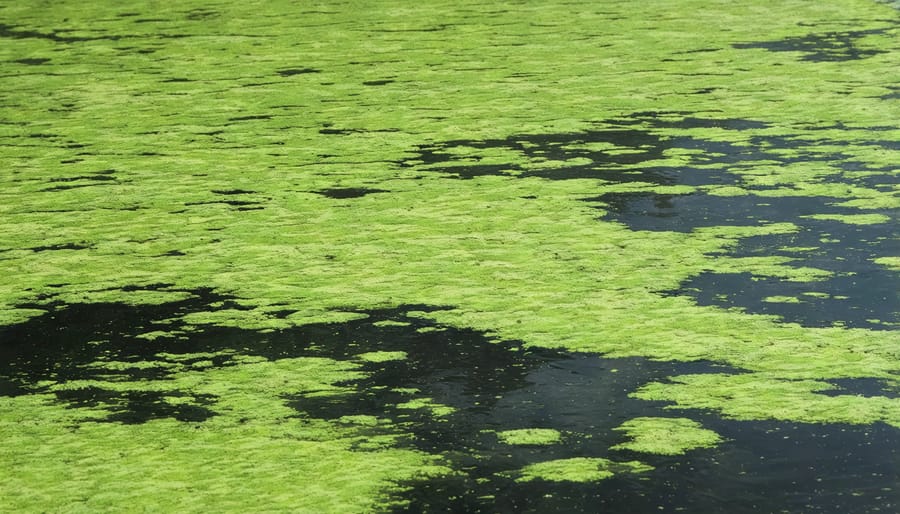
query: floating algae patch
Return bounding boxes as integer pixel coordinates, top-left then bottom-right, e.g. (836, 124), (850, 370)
(611, 417), (723, 455)
(874, 256), (900, 270)
(496, 428), (563, 446)
(634, 373), (900, 427)
(513, 457), (653, 483)
(356, 350), (408, 363)
(802, 213), (892, 225)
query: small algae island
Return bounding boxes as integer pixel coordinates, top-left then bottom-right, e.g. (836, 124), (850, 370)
(0, 1), (897, 512)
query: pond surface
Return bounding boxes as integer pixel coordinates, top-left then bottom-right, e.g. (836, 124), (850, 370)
(0, 0), (897, 512)
(2, 296), (897, 512)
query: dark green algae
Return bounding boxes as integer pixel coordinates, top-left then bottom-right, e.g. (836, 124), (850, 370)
(1, 0), (899, 511)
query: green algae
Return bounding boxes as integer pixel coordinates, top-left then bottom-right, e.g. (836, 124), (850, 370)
(513, 457), (653, 483)
(611, 417), (723, 455)
(634, 373), (900, 428)
(801, 213), (893, 225)
(372, 319), (412, 327)
(763, 296), (804, 304)
(496, 428), (563, 446)
(1, 0), (898, 511)
(395, 397), (456, 417)
(357, 351), (408, 363)
(0, 357), (450, 513)
(874, 256), (900, 271)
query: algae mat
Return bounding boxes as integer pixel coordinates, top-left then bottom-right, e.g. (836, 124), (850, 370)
(0, 0), (898, 512)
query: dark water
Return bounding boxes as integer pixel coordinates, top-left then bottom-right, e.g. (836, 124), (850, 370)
(1, 292), (897, 512)
(733, 28), (890, 61)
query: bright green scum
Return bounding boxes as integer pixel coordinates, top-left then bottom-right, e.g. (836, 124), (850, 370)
(0, 0), (898, 511)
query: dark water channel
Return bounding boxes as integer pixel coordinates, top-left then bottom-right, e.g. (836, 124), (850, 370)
(1, 292), (897, 512)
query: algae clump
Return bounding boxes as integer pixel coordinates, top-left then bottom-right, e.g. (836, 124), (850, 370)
(496, 428), (563, 446)
(611, 417), (724, 455)
(514, 457), (653, 483)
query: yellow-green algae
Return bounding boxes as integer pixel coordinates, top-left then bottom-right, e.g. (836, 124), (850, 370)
(635, 373), (900, 427)
(0, 0), (898, 510)
(395, 397), (456, 418)
(496, 428), (564, 446)
(0, 358), (449, 512)
(801, 213), (893, 225)
(513, 457), (654, 483)
(763, 296), (804, 304)
(356, 351), (408, 363)
(874, 256), (900, 271)
(611, 417), (723, 455)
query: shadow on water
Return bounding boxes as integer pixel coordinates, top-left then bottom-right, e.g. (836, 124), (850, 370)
(1, 291), (897, 512)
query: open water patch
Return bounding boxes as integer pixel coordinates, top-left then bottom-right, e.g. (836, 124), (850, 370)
(665, 211), (899, 330)
(464, 420), (899, 514)
(820, 378), (900, 399)
(584, 192), (866, 232)
(12, 57), (51, 65)
(610, 193), (899, 329)
(402, 127), (669, 181)
(314, 187), (390, 199)
(0, 288), (238, 413)
(276, 67), (321, 77)
(733, 28), (891, 62)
